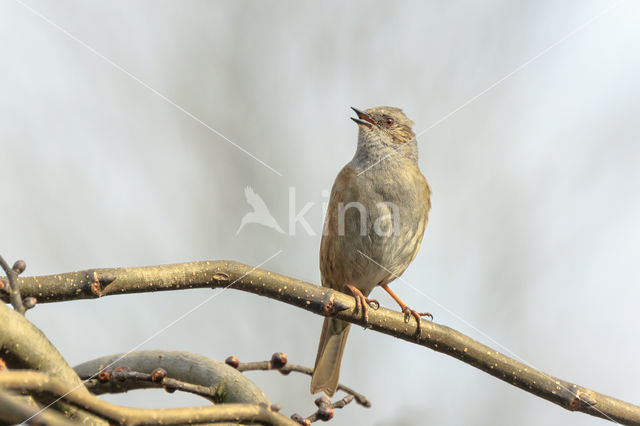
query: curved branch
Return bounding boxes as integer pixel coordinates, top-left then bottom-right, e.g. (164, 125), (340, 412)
(0, 371), (296, 426)
(4, 260), (640, 424)
(74, 350), (270, 405)
(0, 303), (107, 424)
(0, 391), (77, 426)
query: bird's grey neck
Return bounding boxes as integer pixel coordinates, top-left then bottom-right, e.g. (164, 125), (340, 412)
(349, 132), (419, 170)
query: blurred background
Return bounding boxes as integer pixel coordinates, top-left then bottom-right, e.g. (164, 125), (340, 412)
(1, 1), (639, 424)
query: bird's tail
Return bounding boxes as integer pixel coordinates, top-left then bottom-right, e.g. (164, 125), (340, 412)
(310, 317), (351, 396)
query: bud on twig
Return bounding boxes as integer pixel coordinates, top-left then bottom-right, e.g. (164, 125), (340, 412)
(317, 406), (334, 421)
(23, 297), (37, 310)
(12, 260), (26, 274)
(270, 352), (288, 369)
(151, 368), (167, 383)
(97, 368), (112, 383)
(225, 355), (239, 369)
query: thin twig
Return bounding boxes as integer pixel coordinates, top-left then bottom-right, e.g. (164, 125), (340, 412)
(3, 261), (640, 424)
(73, 350), (270, 405)
(292, 395), (355, 424)
(228, 353), (370, 407)
(81, 368), (228, 402)
(0, 255), (25, 314)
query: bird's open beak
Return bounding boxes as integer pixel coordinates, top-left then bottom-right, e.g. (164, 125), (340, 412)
(350, 107), (374, 127)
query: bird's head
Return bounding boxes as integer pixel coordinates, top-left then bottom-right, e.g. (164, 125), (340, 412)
(351, 106), (415, 145)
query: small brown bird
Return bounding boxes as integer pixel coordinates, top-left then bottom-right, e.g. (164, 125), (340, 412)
(310, 106), (432, 396)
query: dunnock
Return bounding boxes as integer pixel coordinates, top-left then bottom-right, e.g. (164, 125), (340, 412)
(310, 106), (432, 396)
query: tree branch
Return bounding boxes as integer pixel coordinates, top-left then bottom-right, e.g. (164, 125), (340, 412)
(0, 302), (108, 424)
(0, 391), (78, 426)
(3, 260), (640, 424)
(0, 371), (297, 425)
(73, 350), (270, 405)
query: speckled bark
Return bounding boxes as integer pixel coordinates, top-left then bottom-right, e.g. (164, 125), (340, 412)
(3, 261), (640, 424)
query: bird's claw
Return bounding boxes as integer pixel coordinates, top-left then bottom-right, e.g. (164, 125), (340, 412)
(355, 295), (378, 323)
(345, 283), (376, 324)
(402, 307), (433, 334)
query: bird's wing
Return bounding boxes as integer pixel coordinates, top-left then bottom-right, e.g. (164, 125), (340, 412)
(320, 165), (361, 290)
(244, 186), (269, 212)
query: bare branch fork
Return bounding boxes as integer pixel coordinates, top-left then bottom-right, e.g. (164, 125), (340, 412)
(0, 370), (295, 426)
(0, 255), (28, 314)
(2, 260), (640, 425)
(0, 301), (301, 425)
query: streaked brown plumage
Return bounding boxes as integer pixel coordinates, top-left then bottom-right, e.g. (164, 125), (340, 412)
(310, 106), (431, 396)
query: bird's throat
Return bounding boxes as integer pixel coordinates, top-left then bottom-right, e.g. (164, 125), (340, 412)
(350, 131), (419, 170)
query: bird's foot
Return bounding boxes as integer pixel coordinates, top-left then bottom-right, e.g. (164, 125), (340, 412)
(345, 283), (379, 324)
(380, 283), (432, 335)
(401, 307), (433, 334)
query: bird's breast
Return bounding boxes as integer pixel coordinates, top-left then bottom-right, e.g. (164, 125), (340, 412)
(320, 163), (430, 294)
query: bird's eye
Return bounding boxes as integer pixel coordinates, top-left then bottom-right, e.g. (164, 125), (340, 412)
(385, 117), (394, 127)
